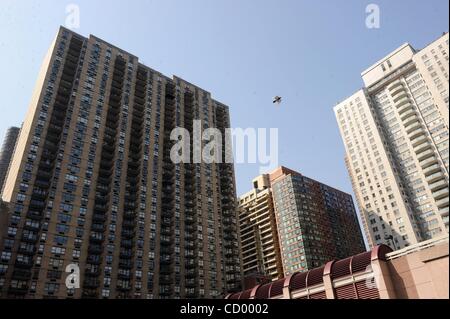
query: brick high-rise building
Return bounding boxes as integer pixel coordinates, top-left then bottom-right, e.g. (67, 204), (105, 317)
(0, 26), (241, 299)
(269, 167), (365, 276)
(0, 126), (20, 195)
(237, 167), (365, 280)
(334, 32), (449, 250)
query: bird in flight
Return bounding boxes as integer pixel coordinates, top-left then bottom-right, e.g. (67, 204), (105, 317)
(273, 96), (282, 104)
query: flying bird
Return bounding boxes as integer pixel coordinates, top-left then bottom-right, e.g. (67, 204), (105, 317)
(273, 96), (282, 104)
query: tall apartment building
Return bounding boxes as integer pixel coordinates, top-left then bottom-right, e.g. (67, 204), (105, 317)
(269, 167), (365, 276)
(237, 167), (365, 280)
(0, 26), (241, 299)
(0, 127), (20, 195)
(334, 33), (449, 250)
(238, 174), (283, 281)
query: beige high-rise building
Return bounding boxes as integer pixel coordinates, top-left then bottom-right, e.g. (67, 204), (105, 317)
(334, 32), (449, 250)
(238, 174), (283, 281)
(0, 26), (241, 299)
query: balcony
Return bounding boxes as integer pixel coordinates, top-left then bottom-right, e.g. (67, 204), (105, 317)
(94, 195), (109, 205)
(433, 187), (449, 200)
(223, 224), (234, 233)
(83, 278), (100, 289)
(160, 255), (173, 265)
(8, 286), (29, 294)
(94, 203), (108, 212)
(423, 164), (441, 176)
(12, 269), (32, 280)
(420, 156), (438, 169)
(390, 86), (405, 97)
(398, 102), (413, 115)
(160, 227), (172, 236)
(410, 135), (428, 148)
(429, 179), (447, 192)
(417, 149), (435, 162)
(92, 213), (106, 222)
(91, 223), (105, 232)
(425, 171), (445, 184)
(120, 249), (133, 259)
(407, 127), (425, 140)
(184, 241), (195, 249)
(160, 238), (172, 246)
(26, 210), (43, 220)
(414, 143), (432, 156)
(400, 109), (416, 122)
(121, 229), (136, 239)
(403, 116), (419, 128)
(159, 264), (173, 274)
(435, 196), (449, 209)
(393, 92), (409, 104)
(31, 188), (47, 200)
(119, 259), (133, 269)
(14, 259), (33, 269)
(387, 80), (403, 92)
(87, 255), (102, 265)
(88, 245), (103, 254)
(18, 245), (36, 255)
(89, 234), (104, 244)
(439, 206), (449, 217)
(224, 241), (234, 249)
(36, 170), (52, 180)
(122, 219), (136, 229)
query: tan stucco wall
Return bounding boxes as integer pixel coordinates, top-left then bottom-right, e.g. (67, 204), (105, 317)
(388, 242), (449, 299)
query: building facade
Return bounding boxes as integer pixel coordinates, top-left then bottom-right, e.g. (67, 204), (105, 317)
(269, 167), (365, 276)
(0, 27), (241, 299)
(0, 127), (20, 195)
(334, 33), (449, 250)
(238, 174), (283, 281)
(226, 235), (449, 300)
(237, 167), (365, 281)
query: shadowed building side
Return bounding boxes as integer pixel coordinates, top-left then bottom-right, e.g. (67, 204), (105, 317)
(0, 127), (20, 195)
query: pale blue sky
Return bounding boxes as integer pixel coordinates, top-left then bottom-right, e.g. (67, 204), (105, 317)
(0, 0), (448, 197)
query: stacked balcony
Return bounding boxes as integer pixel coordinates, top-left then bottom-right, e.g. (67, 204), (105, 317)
(215, 106), (240, 292)
(390, 88), (420, 129)
(158, 81), (177, 298)
(182, 91), (198, 295)
(8, 36), (83, 296)
(115, 67), (147, 297)
(82, 56), (125, 298)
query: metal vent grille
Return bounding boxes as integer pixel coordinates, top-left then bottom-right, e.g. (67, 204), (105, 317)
(290, 272), (307, 290)
(309, 291), (327, 299)
(229, 292), (242, 299)
(355, 281), (380, 299)
(240, 289), (252, 299)
(351, 251), (372, 274)
(307, 266), (325, 286)
(331, 258), (352, 279)
(255, 283), (271, 299)
(269, 279), (285, 297)
(335, 284), (357, 299)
